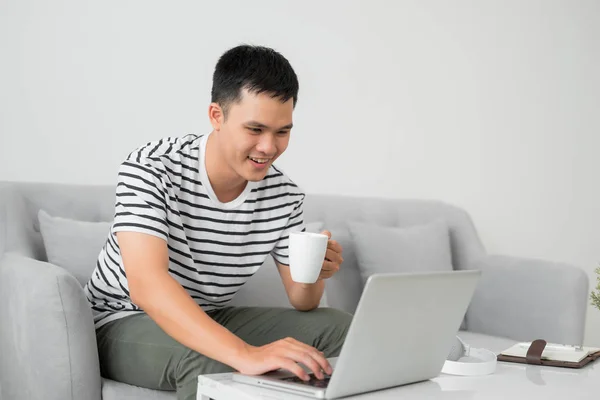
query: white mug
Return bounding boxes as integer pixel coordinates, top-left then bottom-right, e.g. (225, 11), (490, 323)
(289, 231), (328, 283)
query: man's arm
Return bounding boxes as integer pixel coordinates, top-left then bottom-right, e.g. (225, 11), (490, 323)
(276, 261), (325, 311)
(119, 232), (248, 366)
(276, 231), (344, 311)
(118, 231), (332, 380)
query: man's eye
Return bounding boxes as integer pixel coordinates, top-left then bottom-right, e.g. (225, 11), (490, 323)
(248, 127), (262, 133)
(277, 130), (290, 135)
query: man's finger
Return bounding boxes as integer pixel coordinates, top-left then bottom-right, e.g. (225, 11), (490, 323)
(322, 260), (340, 274)
(292, 350), (325, 379)
(286, 339), (332, 374)
(320, 230), (332, 239)
(325, 249), (343, 265)
(327, 239), (342, 254)
(278, 357), (310, 381)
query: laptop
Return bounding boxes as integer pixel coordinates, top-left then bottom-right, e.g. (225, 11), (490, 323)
(232, 270), (481, 399)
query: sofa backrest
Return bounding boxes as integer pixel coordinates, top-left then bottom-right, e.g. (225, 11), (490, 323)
(0, 181), (486, 315)
(0, 182), (115, 261)
(302, 195), (486, 313)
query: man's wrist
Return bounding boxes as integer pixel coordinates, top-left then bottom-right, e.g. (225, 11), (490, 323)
(226, 340), (254, 372)
(294, 279), (324, 290)
(289, 279), (325, 310)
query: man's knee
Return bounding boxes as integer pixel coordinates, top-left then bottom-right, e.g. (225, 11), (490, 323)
(315, 307), (352, 331)
(304, 308), (352, 356)
(175, 349), (235, 400)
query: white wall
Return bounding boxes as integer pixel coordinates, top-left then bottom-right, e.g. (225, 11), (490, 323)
(2, 0), (599, 345)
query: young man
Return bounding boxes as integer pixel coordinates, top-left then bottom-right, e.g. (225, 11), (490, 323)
(83, 45), (352, 400)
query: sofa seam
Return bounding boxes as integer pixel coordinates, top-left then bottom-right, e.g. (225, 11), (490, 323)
(56, 276), (74, 400)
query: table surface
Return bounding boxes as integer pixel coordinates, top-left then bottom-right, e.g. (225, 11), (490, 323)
(197, 360), (599, 400)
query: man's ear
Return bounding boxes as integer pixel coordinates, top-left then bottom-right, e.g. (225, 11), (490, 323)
(208, 103), (224, 131)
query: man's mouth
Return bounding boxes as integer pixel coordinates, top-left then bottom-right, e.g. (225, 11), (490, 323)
(248, 156), (271, 165)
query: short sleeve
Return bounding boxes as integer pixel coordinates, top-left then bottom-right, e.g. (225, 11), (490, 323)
(271, 198), (306, 266)
(112, 160), (169, 242)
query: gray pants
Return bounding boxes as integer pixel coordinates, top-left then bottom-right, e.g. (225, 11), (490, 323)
(96, 307), (352, 400)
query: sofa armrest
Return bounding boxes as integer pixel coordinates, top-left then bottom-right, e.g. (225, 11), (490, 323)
(0, 253), (101, 400)
(466, 255), (589, 345)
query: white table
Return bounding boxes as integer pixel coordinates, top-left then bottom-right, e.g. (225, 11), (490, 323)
(197, 361), (599, 399)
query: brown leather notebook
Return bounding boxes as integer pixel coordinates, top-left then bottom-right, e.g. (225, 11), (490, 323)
(497, 339), (600, 369)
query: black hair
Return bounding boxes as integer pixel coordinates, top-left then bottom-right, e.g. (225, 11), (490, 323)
(211, 45), (299, 116)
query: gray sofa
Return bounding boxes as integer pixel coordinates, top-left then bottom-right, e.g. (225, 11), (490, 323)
(0, 181), (589, 400)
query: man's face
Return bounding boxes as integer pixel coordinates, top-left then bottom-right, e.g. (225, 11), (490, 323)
(216, 89), (294, 182)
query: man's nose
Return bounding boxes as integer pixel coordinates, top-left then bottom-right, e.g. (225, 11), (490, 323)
(256, 134), (276, 155)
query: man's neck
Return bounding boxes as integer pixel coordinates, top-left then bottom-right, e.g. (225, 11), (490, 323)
(204, 132), (248, 203)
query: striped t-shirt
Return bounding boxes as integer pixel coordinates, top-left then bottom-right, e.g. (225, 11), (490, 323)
(83, 133), (306, 328)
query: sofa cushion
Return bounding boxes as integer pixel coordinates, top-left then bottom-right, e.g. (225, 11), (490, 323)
(348, 220), (453, 284)
(322, 227), (363, 315)
(38, 209), (110, 287)
(102, 378), (175, 400)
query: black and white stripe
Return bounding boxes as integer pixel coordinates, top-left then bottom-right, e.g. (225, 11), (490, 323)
(83, 134), (305, 328)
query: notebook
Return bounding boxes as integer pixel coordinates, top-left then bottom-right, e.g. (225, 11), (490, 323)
(498, 339), (600, 368)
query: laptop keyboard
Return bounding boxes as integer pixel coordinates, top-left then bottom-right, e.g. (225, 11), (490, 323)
(280, 374), (331, 388)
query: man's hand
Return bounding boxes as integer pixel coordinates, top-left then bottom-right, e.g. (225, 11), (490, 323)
(318, 230), (344, 281)
(236, 337), (333, 381)
(275, 230), (344, 311)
